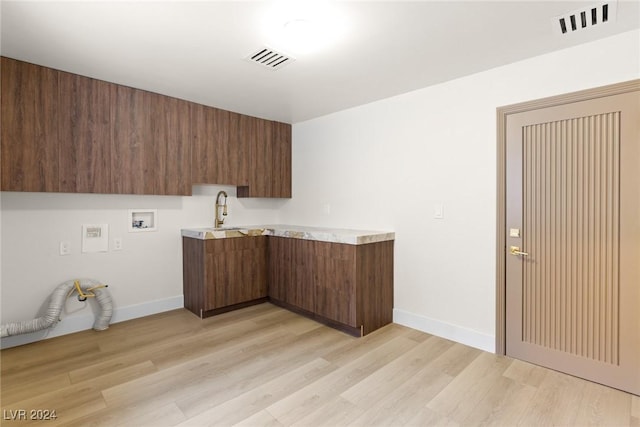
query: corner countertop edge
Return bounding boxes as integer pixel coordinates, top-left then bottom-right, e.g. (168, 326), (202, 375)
(181, 224), (395, 245)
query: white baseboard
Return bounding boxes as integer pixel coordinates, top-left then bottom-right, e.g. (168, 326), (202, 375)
(2, 299), (495, 352)
(0, 295), (184, 349)
(393, 308), (495, 353)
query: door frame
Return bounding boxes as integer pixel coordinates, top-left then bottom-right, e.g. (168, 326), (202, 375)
(495, 79), (640, 355)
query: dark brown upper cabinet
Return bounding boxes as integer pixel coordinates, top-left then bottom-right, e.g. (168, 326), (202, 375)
(1, 56), (289, 198)
(111, 86), (192, 196)
(58, 70), (113, 193)
(237, 118), (292, 198)
(110, 85), (148, 194)
(1, 57), (59, 192)
(191, 105), (249, 186)
(270, 120), (292, 198)
(191, 106), (292, 198)
(154, 95), (192, 196)
(228, 111), (251, 186)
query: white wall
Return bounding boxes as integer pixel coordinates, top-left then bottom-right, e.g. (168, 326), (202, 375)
(2, 30), (638, 351)
(281, 30), (640, 352)
(0, 185), (286, 348)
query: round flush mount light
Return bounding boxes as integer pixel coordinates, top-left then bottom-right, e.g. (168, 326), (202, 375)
(284, 19), (318, 38)
(281, 19), (325, 54)
(262, 1), (346, 55)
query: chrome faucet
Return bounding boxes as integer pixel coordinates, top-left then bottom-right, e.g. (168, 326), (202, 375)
(215, 190), (228, 228)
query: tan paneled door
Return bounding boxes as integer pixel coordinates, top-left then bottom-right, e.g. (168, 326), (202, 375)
(505, 90), (640, 395)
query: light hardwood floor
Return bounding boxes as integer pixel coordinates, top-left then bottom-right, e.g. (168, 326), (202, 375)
(1, 303), (637, 426)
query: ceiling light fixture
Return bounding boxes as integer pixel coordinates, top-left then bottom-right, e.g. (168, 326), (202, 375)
(262, 0), (346, 55)
(281, 18), (324, 54)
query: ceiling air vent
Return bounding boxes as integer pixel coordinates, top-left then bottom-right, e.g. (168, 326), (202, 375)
(246, 47), (295, 71)
(553, 1), (617, 35)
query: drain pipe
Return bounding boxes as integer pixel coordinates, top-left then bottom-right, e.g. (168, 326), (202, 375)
(0, 279), (113, 338)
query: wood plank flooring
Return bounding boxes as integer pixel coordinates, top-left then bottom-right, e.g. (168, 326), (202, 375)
(1, 303), (637, 426)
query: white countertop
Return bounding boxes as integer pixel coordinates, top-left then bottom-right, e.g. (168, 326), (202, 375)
(181, 224), (395, 245)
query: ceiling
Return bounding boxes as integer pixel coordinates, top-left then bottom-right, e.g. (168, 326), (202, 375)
(1, 1), (638, 124)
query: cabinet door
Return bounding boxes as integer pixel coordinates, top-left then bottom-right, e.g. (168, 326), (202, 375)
(238, 116), (271, 197)
(314, 242), (357, 326)
(1, 57), (59, 192)
(206, 237), (267, 310)
(192, 107), (251, 186)
(267, 236), (289, 302)
(58, 71), (112, 193)
(228, 112), (250, 185)
(268, 237), (314, 313)
(149, 93), (191, 195)
(111, 85), (150, 194)
(292, 239), (315, 313)
(251, 117), (273, 197)
(111, 86), (191, 195)
(271, 120), (292, 198)
(237, 118), (292, 198)
(191, 104), (229, 184)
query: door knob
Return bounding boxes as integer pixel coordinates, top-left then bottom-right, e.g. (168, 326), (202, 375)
(510, 246), (529, 256)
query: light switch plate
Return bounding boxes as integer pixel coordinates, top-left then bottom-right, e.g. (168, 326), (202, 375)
(434, 203), (444, 219)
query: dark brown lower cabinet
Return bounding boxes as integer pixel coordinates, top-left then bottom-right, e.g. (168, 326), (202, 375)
(182, 236), (268, 318)
(268, 237), (394, 336)
(183, 235), (393, 335)
(268, 237), (316, 313)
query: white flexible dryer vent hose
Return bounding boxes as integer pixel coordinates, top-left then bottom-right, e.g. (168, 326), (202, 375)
(0, 279), (113, 338)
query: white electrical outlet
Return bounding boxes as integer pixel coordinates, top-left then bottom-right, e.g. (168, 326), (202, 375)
(113, 237), (123, 251)
(59, 241), (71, 255)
